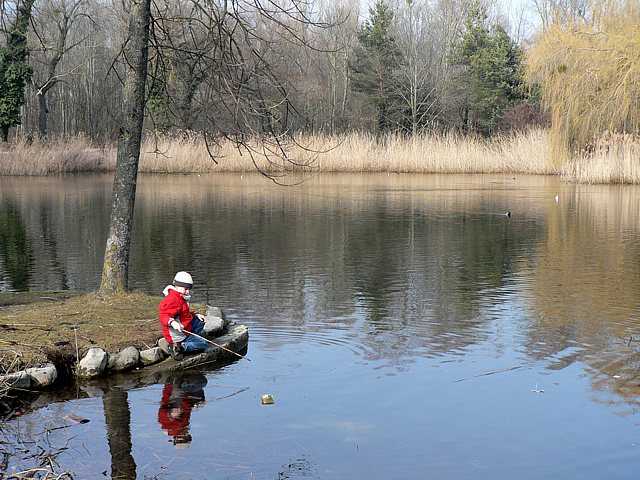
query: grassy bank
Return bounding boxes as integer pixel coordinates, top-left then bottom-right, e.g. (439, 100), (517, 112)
(0, 129), (638, 183)
(0, 291), (176, 376)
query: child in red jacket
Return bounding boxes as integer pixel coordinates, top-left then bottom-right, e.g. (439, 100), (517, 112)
(159, 271), (209, 360)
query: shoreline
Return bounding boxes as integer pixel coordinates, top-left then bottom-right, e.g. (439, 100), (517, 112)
(0, 292), (246, 403)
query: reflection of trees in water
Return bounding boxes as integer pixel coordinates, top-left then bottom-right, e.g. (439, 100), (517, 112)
(103, 388), (137, 480)
(0, 177), (111, 291)
(37, 198), (68, 290)
(526, 185), (640, 401)
(141, 188), (544, 367)
(2, 174), (546, 365)
(0, 201), (33, 290)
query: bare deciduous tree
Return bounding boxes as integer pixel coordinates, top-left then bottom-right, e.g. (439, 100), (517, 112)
(30, 0), (91, 136)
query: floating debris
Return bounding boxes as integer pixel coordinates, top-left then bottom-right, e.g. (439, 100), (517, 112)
(63, 414), (90, 424)
(532, 380), (544, 394)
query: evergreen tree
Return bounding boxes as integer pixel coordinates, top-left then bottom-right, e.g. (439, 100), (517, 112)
(453, 3), (524, 136)
(350, 0), (403, 134)
(0, 0), (35, 142)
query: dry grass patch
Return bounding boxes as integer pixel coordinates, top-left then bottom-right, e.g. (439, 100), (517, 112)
(0, 135), (113, 175)
(0, 291), (193, 374)
(0, 130), (553, 176)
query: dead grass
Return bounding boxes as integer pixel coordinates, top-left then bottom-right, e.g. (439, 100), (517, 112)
(0, 135), (113, 175)
(0, 291), (196, 374)
(305, 129), (554, 174)
(0, 129), (553, 175)
(2, 129), (639, 182)
(137, 129), (555, 174)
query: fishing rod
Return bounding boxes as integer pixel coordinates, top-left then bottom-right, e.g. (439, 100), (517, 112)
(185, 330), (250, 361)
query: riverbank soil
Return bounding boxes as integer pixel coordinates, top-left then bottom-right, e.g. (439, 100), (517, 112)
(0, 291), (187, 374)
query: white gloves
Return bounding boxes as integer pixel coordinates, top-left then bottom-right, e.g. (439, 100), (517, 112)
(169, 320), (183, 332)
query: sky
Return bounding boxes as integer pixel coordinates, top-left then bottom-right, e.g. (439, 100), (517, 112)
(358, 0), (542, 42)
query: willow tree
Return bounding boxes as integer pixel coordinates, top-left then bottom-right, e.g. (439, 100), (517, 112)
(525, 0), (640, 164)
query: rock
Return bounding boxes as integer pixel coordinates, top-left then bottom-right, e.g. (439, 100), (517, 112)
(78, 348), (108, 379)
(203, 315), (225, 337)
(0, 370), (30, 390)
(157, 338), (170, 355)
(140, 346), (166, 366)
(25, 364), (58, 387)
(206, 306), (226, 320)
(106, 346), (140, 372)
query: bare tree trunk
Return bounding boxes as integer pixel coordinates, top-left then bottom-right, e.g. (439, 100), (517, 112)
(37, 91), (48, 136)
(100, 0), (150, 293)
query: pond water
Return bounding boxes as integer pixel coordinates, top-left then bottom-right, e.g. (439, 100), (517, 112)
(2, 173), (640, 479)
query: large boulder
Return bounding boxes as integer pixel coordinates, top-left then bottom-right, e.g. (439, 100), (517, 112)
(78, 348), (108, 379)
(106, 346), (140, 372)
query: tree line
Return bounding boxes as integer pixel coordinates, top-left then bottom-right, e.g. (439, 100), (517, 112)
(0, 0), (543, 143)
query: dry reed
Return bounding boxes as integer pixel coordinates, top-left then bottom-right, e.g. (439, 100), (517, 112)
(561, 132), (640, 183)
(1, 128), (639, 182)
(0, 135), (112, 175)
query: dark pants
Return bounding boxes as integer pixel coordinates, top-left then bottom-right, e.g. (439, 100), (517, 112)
(182, 318), (208, 353)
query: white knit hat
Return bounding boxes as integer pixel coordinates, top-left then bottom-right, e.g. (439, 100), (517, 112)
(173, 271), (193, 288)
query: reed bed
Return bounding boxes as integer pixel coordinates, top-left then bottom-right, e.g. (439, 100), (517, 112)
(0, 128), (639, 183)
(0, 135), (112, 175)
(561, 133), (640, 184)
(138, 129), (555, 175)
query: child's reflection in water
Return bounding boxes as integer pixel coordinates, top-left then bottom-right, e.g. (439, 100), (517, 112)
(157, 373), (207, 448)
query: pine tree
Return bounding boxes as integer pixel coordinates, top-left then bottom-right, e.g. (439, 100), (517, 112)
(453, 3), (524, 136)
(350, 0), (403, 134)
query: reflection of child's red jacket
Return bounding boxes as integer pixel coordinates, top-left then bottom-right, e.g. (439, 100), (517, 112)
(159, 287), (195, 343)
(157, 384), (194, 436)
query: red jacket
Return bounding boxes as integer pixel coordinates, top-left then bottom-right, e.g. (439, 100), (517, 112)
(159, 287), (195, 343)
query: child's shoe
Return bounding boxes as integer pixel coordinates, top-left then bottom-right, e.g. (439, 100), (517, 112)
(169, 342), (184, 361)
